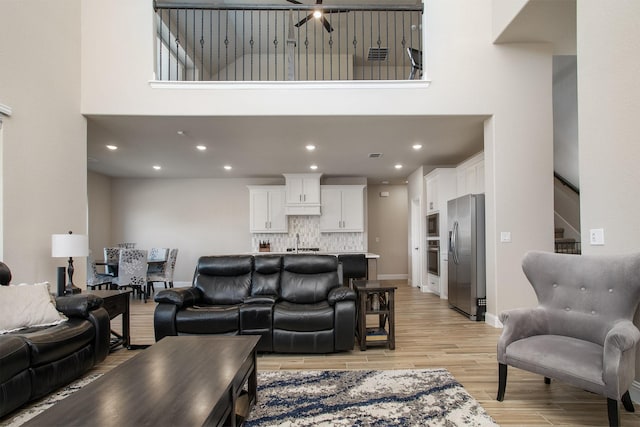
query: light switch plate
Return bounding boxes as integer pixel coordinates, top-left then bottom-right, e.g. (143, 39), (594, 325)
(590, 228), (605, 245)
(500, 231), (511, 243)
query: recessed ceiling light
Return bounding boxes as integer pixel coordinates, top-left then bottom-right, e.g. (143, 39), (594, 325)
(196, 145), (207, 151)
(394, 164), (403, 169)
(381, 180), (389, 184)
(313, 10), (322, 19)
(153, 165), (162, 170)
(177, 130), (185, 136)
(106, 145), (118, 150)
(224, 165), (232, 171)
(305, 144), (316, 151)
(412, 144), (423, 150)
(310, 164), (318, 170)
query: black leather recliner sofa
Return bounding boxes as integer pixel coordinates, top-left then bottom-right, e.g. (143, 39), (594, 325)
(154, 254), (357, 353)
(0, 291), (111, 418)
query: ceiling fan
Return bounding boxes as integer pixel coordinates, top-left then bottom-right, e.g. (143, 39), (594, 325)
(286, 0), (348, 33)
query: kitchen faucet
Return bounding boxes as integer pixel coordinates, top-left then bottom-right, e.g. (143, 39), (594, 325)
(295, 233), (300, 253)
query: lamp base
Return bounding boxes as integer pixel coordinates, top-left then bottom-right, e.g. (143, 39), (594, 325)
(65, 283), (82, 295)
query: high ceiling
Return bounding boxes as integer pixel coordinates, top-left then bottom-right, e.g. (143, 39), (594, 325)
(87, 115), (486, 183)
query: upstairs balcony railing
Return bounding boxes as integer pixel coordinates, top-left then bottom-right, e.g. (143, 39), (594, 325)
(153, 2), (424, 82)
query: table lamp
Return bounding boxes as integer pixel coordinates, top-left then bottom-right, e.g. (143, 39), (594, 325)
(51, 231), (89, 295)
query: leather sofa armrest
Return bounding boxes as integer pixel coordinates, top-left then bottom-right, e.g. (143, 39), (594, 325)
(154, 287), (201, 308)
(243, 295), (277, 304)
(88, 307), (111, 363)
(327, 286), (357, 306)
(55, 294), (104, 319)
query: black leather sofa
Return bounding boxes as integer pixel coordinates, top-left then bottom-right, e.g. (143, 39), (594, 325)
(154, 254), (357, 353)
(0, 269), (111, 418)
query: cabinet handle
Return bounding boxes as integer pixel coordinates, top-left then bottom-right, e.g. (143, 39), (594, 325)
(265, 221), (268, 229)
(303, 194), (306, 202)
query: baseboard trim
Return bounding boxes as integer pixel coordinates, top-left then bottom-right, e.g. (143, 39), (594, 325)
(630, 381), (640, 404)
(376, 274), (408, 281)
(484, 312), (502, 328)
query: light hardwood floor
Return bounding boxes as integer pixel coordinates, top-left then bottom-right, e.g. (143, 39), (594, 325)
(92, 282), (640, 426)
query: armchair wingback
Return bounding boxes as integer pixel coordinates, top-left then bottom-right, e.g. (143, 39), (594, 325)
(497, 251), (640, 427)
(154, 254), (356, 354)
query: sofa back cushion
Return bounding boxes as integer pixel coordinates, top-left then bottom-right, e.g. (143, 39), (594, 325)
(194, 256), (253, 304)
(280, 255), (339, 304)
(252, 255), (282, 297)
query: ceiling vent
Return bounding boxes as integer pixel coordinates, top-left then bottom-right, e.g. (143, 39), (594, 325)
(368, 153), (383, 159)
(367, 47), (388, 61)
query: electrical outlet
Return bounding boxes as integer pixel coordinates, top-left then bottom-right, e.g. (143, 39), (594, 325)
(590, 228), (605, 245)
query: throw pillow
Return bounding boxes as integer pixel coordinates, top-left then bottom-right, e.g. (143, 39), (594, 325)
(0, 282), (67, 334)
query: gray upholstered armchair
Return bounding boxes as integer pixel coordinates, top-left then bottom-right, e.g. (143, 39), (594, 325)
(497, 251), (640, 427)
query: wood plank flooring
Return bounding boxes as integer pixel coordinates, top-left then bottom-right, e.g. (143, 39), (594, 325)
(91, 282), (640, 426)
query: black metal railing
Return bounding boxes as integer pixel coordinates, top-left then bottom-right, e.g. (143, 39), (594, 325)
(153, 2), (424, 82)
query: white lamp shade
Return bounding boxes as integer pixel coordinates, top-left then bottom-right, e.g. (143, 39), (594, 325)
(51, 234), (89, 258)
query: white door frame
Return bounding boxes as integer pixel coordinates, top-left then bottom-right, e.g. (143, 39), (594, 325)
(410, 197), (422, 288)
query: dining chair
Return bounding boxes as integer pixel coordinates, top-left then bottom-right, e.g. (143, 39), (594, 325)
(337, 254), (368, 288)
(148, 247), (169, 274)
(103, 247), (121, 276)
(86, 252), (113, 290)
(112, 249), (149, 302)
(146, 248), (178, 295)
(117, 242), (136, 249)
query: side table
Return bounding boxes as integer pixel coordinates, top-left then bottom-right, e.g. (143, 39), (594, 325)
(353, 280), (397, 350)
(86, 289), (133, 350)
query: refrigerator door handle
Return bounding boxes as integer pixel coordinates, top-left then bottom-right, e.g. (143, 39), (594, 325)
(452, 221), (460, 264)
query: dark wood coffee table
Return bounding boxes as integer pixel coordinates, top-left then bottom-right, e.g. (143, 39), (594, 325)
(23, 336), (260, 427)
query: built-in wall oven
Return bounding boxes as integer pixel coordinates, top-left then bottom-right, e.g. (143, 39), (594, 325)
(427, 239), (440, 276)
(427, 213), (439, 238)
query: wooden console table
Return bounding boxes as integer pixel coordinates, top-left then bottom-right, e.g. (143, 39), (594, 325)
(353, 280), (397, 351)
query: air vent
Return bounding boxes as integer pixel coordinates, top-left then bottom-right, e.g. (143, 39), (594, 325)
(367, 47), (388, 61)
(368, 153), (383, 158)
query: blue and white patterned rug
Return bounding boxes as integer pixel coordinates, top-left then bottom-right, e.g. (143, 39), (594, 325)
(245, 369), (498, 426)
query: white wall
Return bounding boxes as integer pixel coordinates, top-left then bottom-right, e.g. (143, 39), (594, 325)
(576, 0), (640, 385)
(0, 0), (87, 285)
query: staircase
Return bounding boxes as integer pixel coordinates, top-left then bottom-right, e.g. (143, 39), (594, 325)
(554, 228), (581, 254)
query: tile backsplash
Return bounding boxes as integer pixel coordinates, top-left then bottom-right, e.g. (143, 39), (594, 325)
(252, 216), (364, 252)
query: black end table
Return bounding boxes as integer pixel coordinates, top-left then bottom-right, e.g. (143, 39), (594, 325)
(87, 289), (133, 350)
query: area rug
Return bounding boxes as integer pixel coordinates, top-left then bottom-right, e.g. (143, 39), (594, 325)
(0, 374), (102, 427)
(245, 369), (498, 426)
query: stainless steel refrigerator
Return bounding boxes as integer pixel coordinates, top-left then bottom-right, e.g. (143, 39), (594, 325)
(447, 194), (486, 321)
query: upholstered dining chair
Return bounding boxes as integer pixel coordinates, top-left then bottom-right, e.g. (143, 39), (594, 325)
(146, 248), (178, 295)
(147, 247), (169, 274)
(497, 251), (640, 427)
(112, 249), (149, 302)
(86, 252), (113, 290)
(103, 247), (121, 276)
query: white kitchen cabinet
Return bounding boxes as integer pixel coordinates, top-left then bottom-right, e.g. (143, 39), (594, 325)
(248, 186), (287, 233)
(456, 152), (484, 197)
(425, 168), (456, 214)
(319, 185), (365, 232)
(283, 173), (322, 215)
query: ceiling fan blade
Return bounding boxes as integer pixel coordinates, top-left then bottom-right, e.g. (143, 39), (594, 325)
(294, 13), (314, 28)
(286, 0), (303, 4)
(321, 16), (334, 33)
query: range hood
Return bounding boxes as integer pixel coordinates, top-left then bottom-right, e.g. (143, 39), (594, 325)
(284, 173), (322, 215)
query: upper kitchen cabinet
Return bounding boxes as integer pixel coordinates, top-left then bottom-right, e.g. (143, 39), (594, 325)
(283, 173), (322, 215)
(248, 186), (288, 233)
(425, 168), (456, 214)
(319, 185), (365, 232)
(456, 152), (484, 197)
